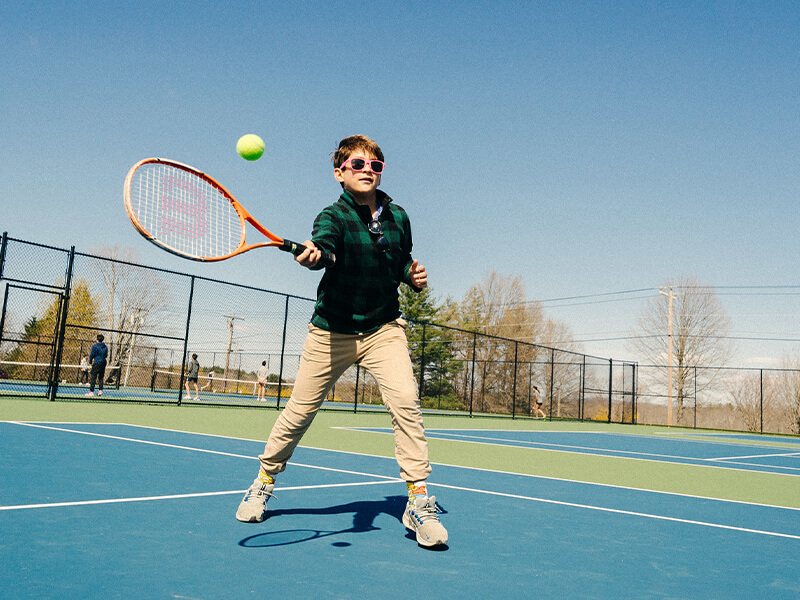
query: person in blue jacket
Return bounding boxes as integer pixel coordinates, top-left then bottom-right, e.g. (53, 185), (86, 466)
(86, 334), (108, 397)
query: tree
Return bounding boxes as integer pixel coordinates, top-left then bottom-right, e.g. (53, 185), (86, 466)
(399, 285), (462, 409)
(455, 272), (551, 413)
(728, 372), (772, 433)
(633, 275), (733, 425)
(776, 358), (800, 434)
(89, 246), (170, 381)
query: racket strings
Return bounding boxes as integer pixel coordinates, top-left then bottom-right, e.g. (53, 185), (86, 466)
(130, 163), (242, 259)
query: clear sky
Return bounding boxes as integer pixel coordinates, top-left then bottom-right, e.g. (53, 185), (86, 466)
(1, 1), (798, 367)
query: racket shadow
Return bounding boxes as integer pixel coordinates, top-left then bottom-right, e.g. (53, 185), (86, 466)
(238, 495), (408, 548)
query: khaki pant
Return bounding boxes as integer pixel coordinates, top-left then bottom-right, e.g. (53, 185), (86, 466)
(258, 319), (431, 482)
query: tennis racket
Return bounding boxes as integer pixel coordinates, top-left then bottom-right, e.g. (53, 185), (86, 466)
(123, 158), (335, 265)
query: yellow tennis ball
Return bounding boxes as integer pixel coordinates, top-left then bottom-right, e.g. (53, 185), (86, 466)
(236, 134), (265, 161)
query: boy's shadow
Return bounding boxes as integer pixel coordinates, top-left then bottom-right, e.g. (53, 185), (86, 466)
(238, 495), (448, 551)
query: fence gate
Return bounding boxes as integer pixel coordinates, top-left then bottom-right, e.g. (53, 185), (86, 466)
(0, 283), (66, 399)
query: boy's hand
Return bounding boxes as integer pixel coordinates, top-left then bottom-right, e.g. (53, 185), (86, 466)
(409, 259), (428, 289)
(295, 241), (322, 268)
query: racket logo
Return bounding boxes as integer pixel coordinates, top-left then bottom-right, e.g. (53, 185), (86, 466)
(159, 175), (209, 240)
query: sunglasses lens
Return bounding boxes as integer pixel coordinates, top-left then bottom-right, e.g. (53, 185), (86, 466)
(370, 161), (384, 173)
(349, 158), (366, 171)
(368, 219), (382, 235)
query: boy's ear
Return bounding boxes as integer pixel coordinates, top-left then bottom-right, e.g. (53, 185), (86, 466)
(333, 167), (345, 183)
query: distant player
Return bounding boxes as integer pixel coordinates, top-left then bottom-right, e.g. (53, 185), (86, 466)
(201, 370), (215, 392)
(86, 335), (108, 396)
(255, 360), (269, 401)
(184, 353), (200, 401)
(532, 385), (546, 419)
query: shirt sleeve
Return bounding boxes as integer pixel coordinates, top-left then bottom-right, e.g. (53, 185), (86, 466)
(310, 206), (340, 271)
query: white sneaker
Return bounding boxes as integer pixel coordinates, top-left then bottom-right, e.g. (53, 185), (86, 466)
(97, 390), (103, 396)
(235, 481), (275, 523)
(403, 495), (448, 547)
(85, 391), (94, 396)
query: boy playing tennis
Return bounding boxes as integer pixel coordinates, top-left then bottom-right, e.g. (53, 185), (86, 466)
(236, 135), (448, 547)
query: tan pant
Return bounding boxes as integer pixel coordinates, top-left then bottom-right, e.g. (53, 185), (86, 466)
(258, 319), (431, 482)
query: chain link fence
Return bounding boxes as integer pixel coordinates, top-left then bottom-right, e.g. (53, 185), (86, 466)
(3, 232), (637, 423)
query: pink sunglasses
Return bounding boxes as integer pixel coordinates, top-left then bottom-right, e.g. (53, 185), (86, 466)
(340, 157), (385, 174)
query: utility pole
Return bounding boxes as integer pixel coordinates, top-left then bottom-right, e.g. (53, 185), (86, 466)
(223, 315), (244, 387)
(659, 287), (676, 426)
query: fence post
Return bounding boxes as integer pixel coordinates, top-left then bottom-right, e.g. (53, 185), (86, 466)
(276, 295), (290, 409)
(178, 276), (196, 406)
(760, 369), (764, 434)
(469, 333), (477, 417)
(354, 363), (360, 413)
(693, 366), (697, 429)
(50, 246), (75, 401)
(548, 348), (555, 420)
(418, 322), (427, 401)
(607, 359), (613, 423)
(0, 232), (7, 281)
(511, 342), (518, 419)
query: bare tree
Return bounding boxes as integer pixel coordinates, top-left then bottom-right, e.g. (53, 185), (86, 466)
(776, 358), (800, 434)
(454, 271), (575, 413)
(90, 246), (170, 381)
(728, 371), (772, 432)
(633, 275), (733, 425)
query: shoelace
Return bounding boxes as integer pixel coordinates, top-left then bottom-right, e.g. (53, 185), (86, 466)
(412, 496), (441, 522)
(246, 485), (276, 502)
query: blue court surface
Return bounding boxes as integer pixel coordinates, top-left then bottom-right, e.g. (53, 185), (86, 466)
(1, 421), (799, 599)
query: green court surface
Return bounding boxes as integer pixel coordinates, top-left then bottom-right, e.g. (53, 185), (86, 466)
(3, 395), (799, 509)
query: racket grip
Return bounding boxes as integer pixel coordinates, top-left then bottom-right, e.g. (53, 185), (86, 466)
(281, 239), (336, 267)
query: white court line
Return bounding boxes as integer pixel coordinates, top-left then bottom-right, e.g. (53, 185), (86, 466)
(7, 421), (400, 481)
(432, 483), (800, 541)
(709, 452), (800, 461)
(0, 480), (400, 512)
(5, 421), (800, 540)
(339, 427), (800, 476)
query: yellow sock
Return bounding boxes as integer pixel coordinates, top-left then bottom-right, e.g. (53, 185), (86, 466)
(258, 471), (275, 485)
(407, 480), (427, 500)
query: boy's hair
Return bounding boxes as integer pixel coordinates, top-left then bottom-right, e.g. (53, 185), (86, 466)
(97, 334), (104, 342)
(192, 353), (198, 359)
(332, 135), (384, 168)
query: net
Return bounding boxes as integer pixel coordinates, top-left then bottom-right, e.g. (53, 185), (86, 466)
(151, 369), (292, 401)
(0, 360), (121, 388)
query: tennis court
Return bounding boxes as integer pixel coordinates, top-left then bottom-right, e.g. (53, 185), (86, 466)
(1, 397), (799, 599)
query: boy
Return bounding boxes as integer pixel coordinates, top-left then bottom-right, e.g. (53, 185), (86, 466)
(235, 135), (448, 547)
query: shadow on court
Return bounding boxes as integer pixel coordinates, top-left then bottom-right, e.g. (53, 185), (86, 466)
(238, 494), (449, 551)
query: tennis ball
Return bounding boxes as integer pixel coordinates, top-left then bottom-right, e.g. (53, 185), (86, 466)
(236, 134), (265, 161)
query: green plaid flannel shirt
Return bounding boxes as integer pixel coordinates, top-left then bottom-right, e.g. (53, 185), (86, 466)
(309, 189), (419, 334)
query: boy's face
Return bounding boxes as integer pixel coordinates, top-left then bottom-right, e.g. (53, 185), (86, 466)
(334, 151), (381, 198)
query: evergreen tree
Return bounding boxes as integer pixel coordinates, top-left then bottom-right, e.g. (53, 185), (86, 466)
(399, 285), (462, 409)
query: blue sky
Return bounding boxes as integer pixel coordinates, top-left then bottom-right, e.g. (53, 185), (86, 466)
(1, 1), (798, 367)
